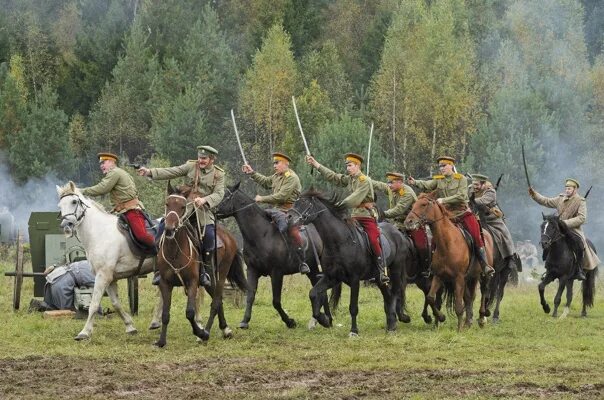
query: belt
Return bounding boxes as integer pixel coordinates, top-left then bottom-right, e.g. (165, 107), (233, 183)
(359, 202), (375, 209)
(278, 203), (294, 210)
(114, 198), (140, 212)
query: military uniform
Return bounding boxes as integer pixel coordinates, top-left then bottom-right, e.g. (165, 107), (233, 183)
(530, 180), (600, 272)
(411, 156), (493, 276)
(471, 174), (517, 270)
(249, 152), (308, 274)
(148, 145), (224, 287)
(315, 153), (388, 284)
(82, 153), (155, 247)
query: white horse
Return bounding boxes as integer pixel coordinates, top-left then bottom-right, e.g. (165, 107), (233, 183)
(57, 181), (159, 340)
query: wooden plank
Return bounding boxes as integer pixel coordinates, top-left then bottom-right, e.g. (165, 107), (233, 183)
(42, 310), (76, 319)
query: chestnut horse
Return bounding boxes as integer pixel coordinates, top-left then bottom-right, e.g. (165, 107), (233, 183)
(405, 192), (494, 331)
(155, 184), (247, 347)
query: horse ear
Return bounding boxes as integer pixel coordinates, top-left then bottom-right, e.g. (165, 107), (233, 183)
(167, 180), (175, 195)
(68, 181), (76, 191)
(233, 181), (241, 191)
(542, 212), (545, 220)
(56, 185), (63, 196)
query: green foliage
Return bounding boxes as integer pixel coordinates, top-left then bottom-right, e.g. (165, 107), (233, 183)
(0, 55), (28, 149)
(7, 86), (71, 183)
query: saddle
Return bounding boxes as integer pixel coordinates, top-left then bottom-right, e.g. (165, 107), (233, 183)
(117, 212), (158, 257)
(352, 222), (393, 262)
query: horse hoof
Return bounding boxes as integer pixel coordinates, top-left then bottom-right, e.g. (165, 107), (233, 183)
(492, 317), (500, 324)
(154, 340), (166, 348)
(543, 305), (551, 314)
(238, 321), (249, 329)
(148, 322), (161, 330)
(126, 328), (138, 335)
(316, 314), (330, 328)
(437, 314), (446, 323)
(308, 318), (317, 330)
(349, 331), (359, 338)
(200, 329), (210, 341)
(399, 314), (411, 324)
(478, 317), (486, 328)
(285, 319), (297, 329)
(222, 327), (233, 339)
(423, 315), (433, 324)
(484, 309), (491, 317)
(74, 332), (90, 341)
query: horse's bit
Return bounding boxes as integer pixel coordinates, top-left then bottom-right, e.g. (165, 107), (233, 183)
(408, 198), (445, 227)
(58, 193), (90, 225)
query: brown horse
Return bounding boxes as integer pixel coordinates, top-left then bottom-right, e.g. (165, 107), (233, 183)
(155, 184), (247, 347)
(404, 192), (494, 331)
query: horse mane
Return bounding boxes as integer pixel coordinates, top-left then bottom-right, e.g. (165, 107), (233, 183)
(58, 181), (107, 212)
(544, 213), (567, 235)
(417, 192), (452, 219)
(300, 189), (350, 221)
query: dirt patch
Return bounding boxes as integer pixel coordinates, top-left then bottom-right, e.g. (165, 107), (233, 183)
(0, 356), (601, 399)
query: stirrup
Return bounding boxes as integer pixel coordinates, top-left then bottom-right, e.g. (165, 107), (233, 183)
(200, 272), (211, 288)
(482, 265), (495, 278)
(299, 262), (310, 275)
(152, 271), (160, 286)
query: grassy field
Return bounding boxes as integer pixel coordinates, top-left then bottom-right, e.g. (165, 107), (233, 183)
(0, 245), (603, 399)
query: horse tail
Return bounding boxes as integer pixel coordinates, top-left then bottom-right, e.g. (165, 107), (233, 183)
(582, 266), (598, 308)
(443, 280), (456, 315)
(227, 249), (248, 293)
(329, 282), (342, 313)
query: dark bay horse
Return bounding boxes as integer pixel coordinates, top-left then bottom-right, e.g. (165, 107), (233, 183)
(290, 190), (411, 336)
(405, 192), (494, 331)
(155, 185), (247, 347)
(216, 182), (331, 330)
(538, 214), (598, 318)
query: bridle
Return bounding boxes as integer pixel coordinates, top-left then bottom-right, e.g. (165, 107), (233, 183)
(288, 197), (326, 226)
(58, 193), (90, 226)
(163, 194), (192, 238)
(540, 219), (564, 249)
(408, 197), (446, 227)
(217, 187), (261, 217)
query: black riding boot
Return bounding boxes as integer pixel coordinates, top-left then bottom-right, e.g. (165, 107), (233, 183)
(296, 247), (310, 274)
(375, 256), (390, 286)
(200, 250), (213, 288)
(513, 253), (522, 272)
(477, 247), (495, 277)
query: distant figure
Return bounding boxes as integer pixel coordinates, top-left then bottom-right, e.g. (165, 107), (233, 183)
(28, 260), (96, 312)
(516, 240), (539, 269)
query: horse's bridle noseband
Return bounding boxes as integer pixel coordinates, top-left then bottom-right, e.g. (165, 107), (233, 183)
(287, 197), (326, 226)
(58, 193), (89, 225)
(540, 220), (564, 248)
(408, 198), (445, 227)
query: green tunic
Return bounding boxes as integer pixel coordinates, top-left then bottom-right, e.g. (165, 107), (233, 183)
(251, 169), (301, 211)
(317, 165), (373, 218)
(473, 187), (515, 258)
(81, 167), (140, 214)
(413, 173), (469, 218)
(149, 161), (225, 225)
(372, 181), (417, 229)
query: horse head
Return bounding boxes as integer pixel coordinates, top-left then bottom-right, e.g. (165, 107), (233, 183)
(404, 191), (444, 230)
(289, 189), (343, 227)
(216, 181), (249, 218)
(164, 183), (189, 239)
(540, 213), (564, 250)
(56, 181), (90, 236)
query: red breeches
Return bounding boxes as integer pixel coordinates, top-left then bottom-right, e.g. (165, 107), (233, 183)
(409, 227), (429, 251)
(354, 217), (382, 256)
(289, 225), (304, 247)
(456, 211), (484, 247)
(124, 209), (155, 247)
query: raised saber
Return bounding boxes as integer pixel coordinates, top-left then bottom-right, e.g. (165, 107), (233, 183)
(292, 96), (311, 156)
(584, 186), (593, 199)
(521, 144), (531, 188)
(366, 122), (374, 176)
(230, 109), (248, 165)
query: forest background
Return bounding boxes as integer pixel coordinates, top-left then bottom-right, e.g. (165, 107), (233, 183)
(1, 0), (604, 243)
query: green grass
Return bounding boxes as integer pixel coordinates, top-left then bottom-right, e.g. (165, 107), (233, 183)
(0, 245), (603, 399)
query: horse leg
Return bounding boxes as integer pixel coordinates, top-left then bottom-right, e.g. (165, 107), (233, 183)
(380, 277), (399, 332)
(270, 272), (297, 329)
(149, 287), (162, 330)
(427, 276), (446, 325)
(349, 279), (361, 337)
(478, 277), (490, 327)
(105, 281), (137, 335)
(552, 278), (566, 318)
(493, 271), (509, 323)
(454, 276), (466, 332)
(194, 286), (204, 329)
(74, 272), (111, 340)
(239, 267), (259, 329)
(214, 270), (233, 339)
(538, 273), (555, 314)
(463, 281), (474, 328)
(420, 280), (433, 324)
(186, 283), (208, 341)
(155, 280), (173, 348)
(308, 273), (333, 328)
(560, 280), (573, 319)
(310, 275), (338, 328)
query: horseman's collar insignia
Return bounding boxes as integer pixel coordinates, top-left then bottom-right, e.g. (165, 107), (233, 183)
(214, 165), (224, 172)
(432, 175), (444, 179)
(397, 189), (405, 196)
(453, 173), (464, 179)
(358, 174), (366, 182)
(284, 171), (291, 177)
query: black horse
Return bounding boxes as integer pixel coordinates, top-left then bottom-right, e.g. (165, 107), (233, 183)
(216, 182), (331, 330)
(539, 214), (598, 318)
(289, 190), (412, 335)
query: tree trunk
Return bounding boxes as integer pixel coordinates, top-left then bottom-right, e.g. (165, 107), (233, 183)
(391, 74), (397, 162)
(430, 120), (437, 175)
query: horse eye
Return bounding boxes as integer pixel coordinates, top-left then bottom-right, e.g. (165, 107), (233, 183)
(72, 200), (77, 205)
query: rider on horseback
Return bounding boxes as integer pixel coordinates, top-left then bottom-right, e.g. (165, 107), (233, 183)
(529, 179), (600, 281)
(372, 172), (431, 277)
(138, 145), (225, 288)
(82, 152), (155, 248)
(242, 152), (310, 275)
(470, 173), (519, 273)
(306, 153), (390, 286)
(408, 156), (495, 278)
